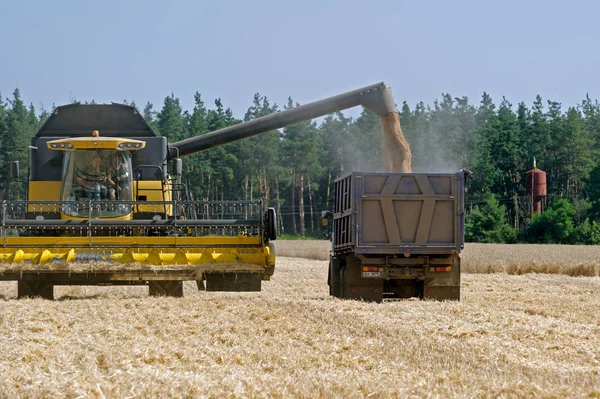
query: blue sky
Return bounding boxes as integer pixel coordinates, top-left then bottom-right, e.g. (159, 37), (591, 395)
(1, 0), (598, 118)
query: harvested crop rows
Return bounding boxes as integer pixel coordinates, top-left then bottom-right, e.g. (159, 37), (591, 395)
(1, 243), (599, 398)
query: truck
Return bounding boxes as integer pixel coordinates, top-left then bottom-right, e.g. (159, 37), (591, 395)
(328, 170), (470, 302)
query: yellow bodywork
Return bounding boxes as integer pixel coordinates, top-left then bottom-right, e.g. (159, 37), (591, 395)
(27, 180), (173, 217)
(28, 181), (62, 202)
(16, 136), (275, 285)
(46, 137), (146, 151)
(0, 236), (273, 271)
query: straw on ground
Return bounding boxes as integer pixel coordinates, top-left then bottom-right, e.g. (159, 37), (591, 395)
(1, 245), (599, 397)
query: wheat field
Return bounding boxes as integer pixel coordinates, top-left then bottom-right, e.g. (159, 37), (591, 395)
(0, 242), (599, 398)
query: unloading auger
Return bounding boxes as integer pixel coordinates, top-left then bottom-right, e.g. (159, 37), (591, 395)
(0, 82), (400, 299)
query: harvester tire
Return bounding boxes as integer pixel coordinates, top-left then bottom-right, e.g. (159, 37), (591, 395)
(205, 272), (261, 292)
(18, 281), (54, 300)
(148, 281), (184, 297)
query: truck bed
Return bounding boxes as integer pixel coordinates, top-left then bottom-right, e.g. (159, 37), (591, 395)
(333, 171), (465, 255)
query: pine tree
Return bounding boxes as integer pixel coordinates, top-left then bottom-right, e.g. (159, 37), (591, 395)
(4, 89), (38, 198)
(184, 93), (211, 198)
(143, 102), (160, 133)
(562, 107), (595, 196)
(400, 101), (431, 172)
(429, 94), (476, 171)
(282, 98), (324, 235)
(203, 99), (238, 203)
(348, 109), (384, 171)
(467, 93), (499, 202)
(238, 93), (280, 212)
(156, 94), (185, 142)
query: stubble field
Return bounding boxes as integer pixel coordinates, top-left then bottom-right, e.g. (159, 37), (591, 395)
(0, 242), (599, 398)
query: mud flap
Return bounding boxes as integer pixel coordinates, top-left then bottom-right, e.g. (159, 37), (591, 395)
(422, 257), (461, 301)
(205, 272), (262, 292)
(18, 281), (54, 300)
(148, 281), (184, 297)
(341, 256), (383, 303)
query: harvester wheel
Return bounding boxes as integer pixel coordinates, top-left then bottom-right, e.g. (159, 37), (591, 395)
(148, 281), (184, 297)
(18, 281), (54, 300)
(205, 272), (261, 292)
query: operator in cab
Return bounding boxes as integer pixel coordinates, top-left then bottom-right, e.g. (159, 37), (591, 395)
(75, 154), (117, 200)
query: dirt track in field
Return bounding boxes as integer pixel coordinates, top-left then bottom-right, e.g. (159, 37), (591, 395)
(1, 245), (600, 398)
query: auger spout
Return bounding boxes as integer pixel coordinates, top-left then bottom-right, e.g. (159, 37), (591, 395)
(169, 82), (398, 158)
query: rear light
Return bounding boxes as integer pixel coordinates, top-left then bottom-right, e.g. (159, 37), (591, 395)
(363, 266), (379, 272)
(430, 266), (452, 273)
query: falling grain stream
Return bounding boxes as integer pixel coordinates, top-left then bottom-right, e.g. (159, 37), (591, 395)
(381, 112), (412, 172)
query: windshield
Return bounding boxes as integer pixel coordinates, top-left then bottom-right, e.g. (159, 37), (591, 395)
(61, 149), (133, 218)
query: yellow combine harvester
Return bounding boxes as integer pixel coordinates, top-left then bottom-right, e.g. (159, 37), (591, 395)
(0, 82), (400, 299)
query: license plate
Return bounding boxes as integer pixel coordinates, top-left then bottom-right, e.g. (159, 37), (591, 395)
(362, 271), (382, 278)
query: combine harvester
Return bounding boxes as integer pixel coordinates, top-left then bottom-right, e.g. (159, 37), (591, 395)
(0, 82), (408, 299)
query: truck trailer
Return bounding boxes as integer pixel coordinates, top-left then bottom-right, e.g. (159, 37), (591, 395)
(328, 170), (470, 302)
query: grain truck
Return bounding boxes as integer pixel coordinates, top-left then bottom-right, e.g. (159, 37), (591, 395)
(328, 170), (470, 302)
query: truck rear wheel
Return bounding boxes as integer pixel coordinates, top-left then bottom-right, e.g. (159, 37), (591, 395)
(422, 258), (461, 301)
(340, 256), (383, 303)
(18, 281), (54, 300)
(328, 256), (342, 297)
(148, 281), (184, 297)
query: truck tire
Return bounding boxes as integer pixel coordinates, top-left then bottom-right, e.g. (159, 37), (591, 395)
(149, 281), (184, 297)
(340, 256), (383, 303)
(18, 281), (54, 300)
(328, 256), (342, 297)
(423, 257), (461, 301)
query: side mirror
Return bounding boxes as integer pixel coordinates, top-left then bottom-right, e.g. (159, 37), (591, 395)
(10, 161), (19, 179)
(265, 207), (277, 241)
(173, 158), (183, 176)
(460, 168), (473, 180)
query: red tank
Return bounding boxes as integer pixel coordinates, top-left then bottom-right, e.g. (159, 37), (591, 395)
(526, 168), (547, 213)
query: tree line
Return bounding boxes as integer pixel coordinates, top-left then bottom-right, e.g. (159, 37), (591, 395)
(1, 87), (600, 242)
